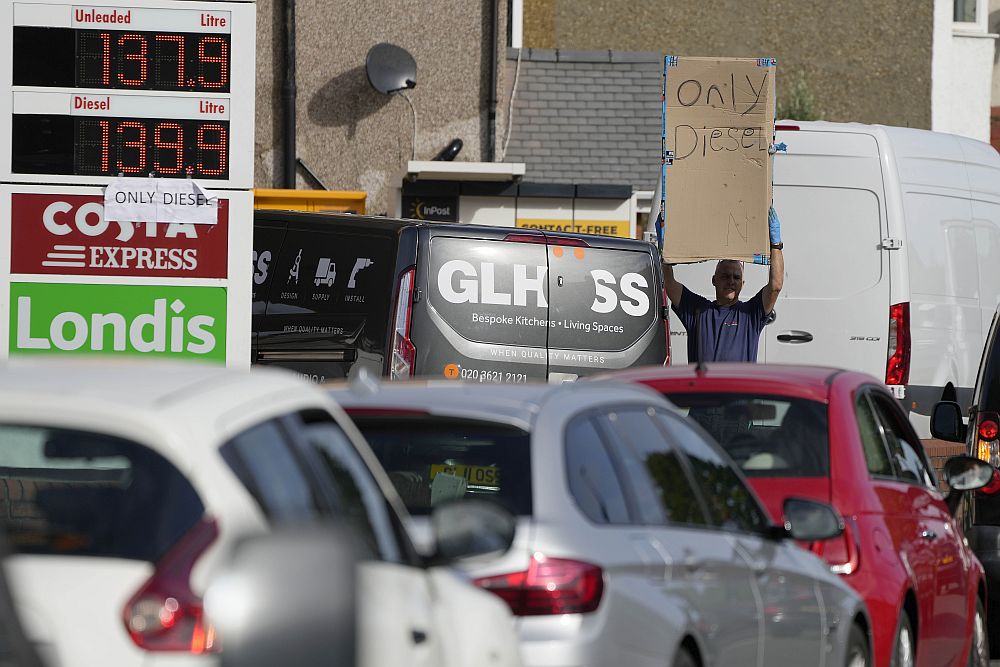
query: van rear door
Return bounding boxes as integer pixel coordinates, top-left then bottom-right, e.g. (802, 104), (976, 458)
(415, 228), (550, 382)
(255, 212), (398, 382)
(763, 129), (889, 372)
(545, 234), (665, 379)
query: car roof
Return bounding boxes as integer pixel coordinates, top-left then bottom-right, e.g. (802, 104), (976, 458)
(0, 357), (305, 410)
(326, 377), (663, 430)
(596, 363), (874, 401)
(0, 358), (324, 457)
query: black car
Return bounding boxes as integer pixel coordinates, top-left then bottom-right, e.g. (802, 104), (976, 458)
(252, 210), (669, 383)
(932, 304), (1000, 655)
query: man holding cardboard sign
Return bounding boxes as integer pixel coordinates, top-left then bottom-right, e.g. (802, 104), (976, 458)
(654, 55), (782, 362)
(663, 208), (783, 363)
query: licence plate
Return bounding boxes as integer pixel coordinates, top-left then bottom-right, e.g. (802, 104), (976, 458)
(429, 463), (499, 487)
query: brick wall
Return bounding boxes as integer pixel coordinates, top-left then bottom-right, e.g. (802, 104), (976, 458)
(924, 438), (968, 492)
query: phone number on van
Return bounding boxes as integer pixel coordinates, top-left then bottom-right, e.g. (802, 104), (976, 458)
(458, 367), (528, 383)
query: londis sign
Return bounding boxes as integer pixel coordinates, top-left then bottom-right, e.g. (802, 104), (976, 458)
(10, 282), (227, 362)
(11, 193), (228, 277)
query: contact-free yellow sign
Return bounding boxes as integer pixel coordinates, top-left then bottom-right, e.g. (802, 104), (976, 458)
(516, 218), (630, 238)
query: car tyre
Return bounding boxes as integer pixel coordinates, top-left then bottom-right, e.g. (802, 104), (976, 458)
(969, 598), (990, 667)
(845, 622), (869, 667)
(672, 646), (698, 667)
(890, 612), (915, 667)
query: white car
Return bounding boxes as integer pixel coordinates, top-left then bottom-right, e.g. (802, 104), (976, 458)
(0, 358), (522, 667)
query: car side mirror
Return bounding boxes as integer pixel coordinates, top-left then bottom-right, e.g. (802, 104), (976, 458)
(781, 497), (844, 542)
(205, 523), (364, 667)
(931, 401), (966, 442)
(943, 455), (997, 516)
(429, 499), (516, 565)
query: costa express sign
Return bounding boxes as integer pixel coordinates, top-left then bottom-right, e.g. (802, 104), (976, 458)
(10, 193), (228, 278)
(10, 282), (227, 362)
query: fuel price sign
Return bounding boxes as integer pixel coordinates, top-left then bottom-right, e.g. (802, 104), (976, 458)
(1, 0), (254, 188)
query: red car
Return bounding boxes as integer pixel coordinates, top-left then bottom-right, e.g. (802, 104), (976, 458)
(598, 363), (990, 667)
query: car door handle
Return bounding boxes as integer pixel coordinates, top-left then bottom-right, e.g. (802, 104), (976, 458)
(776, 330), (814, 343)
(411, 629), (428, 644)
(921, 530), (938, 541)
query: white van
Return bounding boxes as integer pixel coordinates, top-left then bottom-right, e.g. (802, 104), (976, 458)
(666, 121), (1000, 437)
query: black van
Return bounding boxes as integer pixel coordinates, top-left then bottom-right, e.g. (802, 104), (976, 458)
(933, 304), (1000, 652)
(252, 210), (669, 382)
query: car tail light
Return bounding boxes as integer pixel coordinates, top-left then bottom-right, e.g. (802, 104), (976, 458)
(775, 124), (800, 131)
(661, 285), (671, 365)
(473, 553), (604, 616)
(886, 302), (910, 386)
(390, 267), (416, 380)
(975, 412), (1000, 468)
(979, 468), (1000, 496)
(123, 517), (219, 653)
(809, 517), (860, 576)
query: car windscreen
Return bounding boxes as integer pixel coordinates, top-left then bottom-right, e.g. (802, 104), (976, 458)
(663, 393), (830, 478)
(0, 424), (204, 561)
(348, 416), (532, 516)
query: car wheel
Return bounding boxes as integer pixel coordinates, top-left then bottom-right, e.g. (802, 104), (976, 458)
(969, 598), (990, 667)
(845, 623), (869, 667)
(672, 646), (698, 667)
(890, 612), (915, 667)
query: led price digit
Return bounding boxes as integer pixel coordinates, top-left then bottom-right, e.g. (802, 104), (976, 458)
(153, 122), (184, 174)
(197, 123), (227, 176)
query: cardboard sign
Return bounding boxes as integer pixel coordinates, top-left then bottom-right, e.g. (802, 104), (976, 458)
(10, 193), (229, 278)
(661, 57), (776, 264)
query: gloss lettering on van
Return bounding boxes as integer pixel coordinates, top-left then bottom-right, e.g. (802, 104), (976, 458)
(591, 269), (650, 316)
(437, 260), (549, 308)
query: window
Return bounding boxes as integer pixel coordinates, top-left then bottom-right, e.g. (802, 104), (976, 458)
(221, 419), (323, 522)
(870, 394), (936, 487)
(564, 416), (630, 524)
(656, 412), (769, 534)
(599, 407), (707, 526)
(856, 393), (893, 476)
(0, 424), (203, 561)
(349, 416), (532, 516)
(299, 416), (401, 562)
(955, 0), (978, 23)
(973, 309), (1000, 412)
(667, 393), (829, 477)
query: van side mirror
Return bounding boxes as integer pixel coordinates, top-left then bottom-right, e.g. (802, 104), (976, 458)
(781, 497), (844, 542)
(429, 499), (516, 564)
(931, 401), (966, 442)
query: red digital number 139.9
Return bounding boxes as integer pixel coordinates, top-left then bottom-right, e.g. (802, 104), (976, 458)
(96, 119), (227, 177)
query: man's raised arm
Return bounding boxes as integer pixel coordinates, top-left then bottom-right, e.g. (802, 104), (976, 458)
(663, 262), (684, 306)
(761, 206), (784, 314)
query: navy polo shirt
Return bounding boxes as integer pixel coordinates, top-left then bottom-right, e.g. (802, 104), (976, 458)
(673, 286), (768, 363)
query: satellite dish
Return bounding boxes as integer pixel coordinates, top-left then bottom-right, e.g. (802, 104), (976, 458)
(366, 43), (417, 95)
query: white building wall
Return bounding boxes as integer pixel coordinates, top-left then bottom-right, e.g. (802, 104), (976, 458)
(932, 0), (996, 143)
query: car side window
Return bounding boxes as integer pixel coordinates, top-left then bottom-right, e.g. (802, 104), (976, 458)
(564, 415), (631, 524)
(221, 419), (324, 523)
(869, 394), (936, 488)
(598, 407), (707, 527)
(297, 413), (403, 563)
(655, 411), (768, 534)
(855, 392), (894, 476)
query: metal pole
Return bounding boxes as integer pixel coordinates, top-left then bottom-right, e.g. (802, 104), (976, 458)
(282, 0), (297, 188)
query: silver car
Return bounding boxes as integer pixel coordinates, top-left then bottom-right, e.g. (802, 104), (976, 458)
(328, 378), (872, 667)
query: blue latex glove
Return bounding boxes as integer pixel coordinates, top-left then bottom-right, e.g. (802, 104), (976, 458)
(768, 206), (782, 245)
